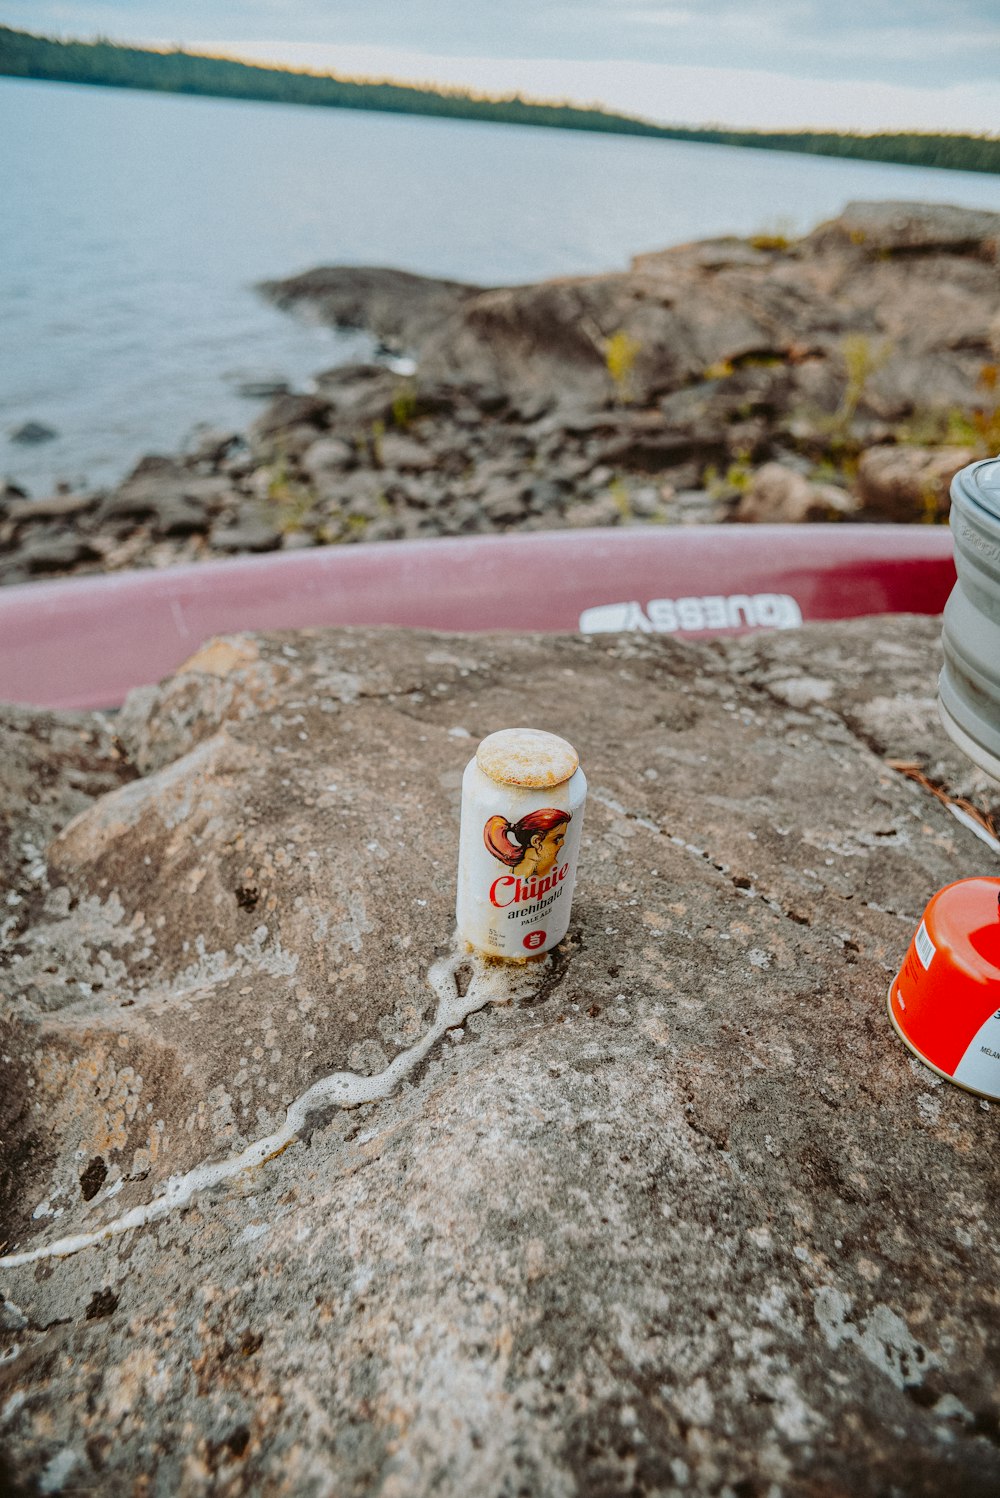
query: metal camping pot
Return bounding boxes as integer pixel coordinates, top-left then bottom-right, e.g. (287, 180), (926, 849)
(939, 456), (1000, 781)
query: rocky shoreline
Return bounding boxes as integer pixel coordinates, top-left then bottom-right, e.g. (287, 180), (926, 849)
(2, 200), (998, 588)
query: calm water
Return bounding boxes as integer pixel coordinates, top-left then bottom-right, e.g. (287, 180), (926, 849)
(3, 77), (999, 493)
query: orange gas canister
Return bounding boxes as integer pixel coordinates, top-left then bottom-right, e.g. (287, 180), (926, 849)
(889, 877), (1000, 1099)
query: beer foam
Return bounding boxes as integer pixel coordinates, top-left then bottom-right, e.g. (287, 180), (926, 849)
(0, 944), (543, 1270)
(476, 728), (578, 788)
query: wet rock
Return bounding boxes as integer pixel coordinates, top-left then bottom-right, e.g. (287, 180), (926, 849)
(855, 444), (978, 522)
(260, 266), (486, 351)
(186, 427), (242, 465)
(9, 419), (57, 445)
(235, 378), (291, 399)
(1, 619), (998, 1495)
(736, 462), (860, 523)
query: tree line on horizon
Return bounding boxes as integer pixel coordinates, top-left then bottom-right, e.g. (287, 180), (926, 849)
(1, 24), (997, 176)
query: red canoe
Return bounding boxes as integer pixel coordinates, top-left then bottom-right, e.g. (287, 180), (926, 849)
(0, 525), (954, 710)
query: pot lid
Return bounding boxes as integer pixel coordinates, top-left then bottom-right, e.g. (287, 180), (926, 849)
(954, 456), (1000, 523)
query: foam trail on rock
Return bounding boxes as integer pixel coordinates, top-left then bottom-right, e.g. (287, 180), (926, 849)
(0, 945), (542, 1270)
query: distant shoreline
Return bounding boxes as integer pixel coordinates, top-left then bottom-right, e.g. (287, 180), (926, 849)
(1, 24), (998, 176)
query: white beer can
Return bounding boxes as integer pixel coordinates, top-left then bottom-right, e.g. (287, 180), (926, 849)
(456, 728), (587, 959)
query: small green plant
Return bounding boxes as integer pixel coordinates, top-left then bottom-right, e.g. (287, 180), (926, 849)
(723, 459), (753, 493)
(605, 330), (641, 404)
(972, 363), (1000, 454)
(266, 450), (292, 502)
(370, 417), (386, 466)
(703, 457), (753, 502)
(703, 359), (734, 381)
(608, 477), (633, 520)
(749, 216), (794, 252)
(810, 458), (841, 485)
(264, 451), (319, 534)
(894, 365), (999, 457)
(919, 481), (943, 525)
(835, 333), (892, 430)
(740, 353), (785, 370)
(391, 381), (418, 430)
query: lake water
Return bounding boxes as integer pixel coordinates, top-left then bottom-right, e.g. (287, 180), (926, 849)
(3, 77), (998, 494)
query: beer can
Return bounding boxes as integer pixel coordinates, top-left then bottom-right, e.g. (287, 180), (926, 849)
(456, 728), (587, 959)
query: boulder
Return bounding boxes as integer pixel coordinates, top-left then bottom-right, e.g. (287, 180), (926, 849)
(208, 516), (281, 553)
(265, 204), (1000, 419)
(186, 427), (242, 465)
(0, 618), (998, 1496)
(376, 432), (436, 473)
(805, 200), (1000, 259)
(13, 531), (103, 572)
(855, 444), (978, 522)
(6, 493), (100, 524)
(100, 456), (195, 523)
(300, 436), (355, 480)
(736, 462), (860, 523)
(260, 267), (486, 352)
(250, 393), (331, 442)
(317, 468), (387, 518)
(150, 495), (214, 538)
(480, 479), (530, 524)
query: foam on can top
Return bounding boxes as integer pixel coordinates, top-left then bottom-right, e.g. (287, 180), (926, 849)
(476, 728), (579, 788)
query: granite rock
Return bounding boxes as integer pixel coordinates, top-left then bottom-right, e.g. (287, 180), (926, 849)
(855, 444), (979, 522)
(736, 463), (860, 523)
(1, 617), (1000, 1495)
(266, 202), (1000, 413)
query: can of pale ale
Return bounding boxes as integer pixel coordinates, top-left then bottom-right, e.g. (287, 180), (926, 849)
(456, 728), (586, 958)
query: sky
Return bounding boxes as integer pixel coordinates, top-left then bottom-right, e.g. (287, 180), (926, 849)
(3, 1), (999, 131)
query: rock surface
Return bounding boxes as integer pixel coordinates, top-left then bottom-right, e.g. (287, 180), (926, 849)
(264, 199), (1000, 411)
(855, 443), (979, 522)
(2, 615), (1000, 1495)
(3, 202), (998, 588)
(734, 462), (858, 523)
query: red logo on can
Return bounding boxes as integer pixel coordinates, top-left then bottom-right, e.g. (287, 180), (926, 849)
(523, 930), (546, 951)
